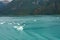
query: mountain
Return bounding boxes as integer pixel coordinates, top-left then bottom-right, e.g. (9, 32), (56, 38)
(0, 0), (60, 16)
(0, 2), (6, 10)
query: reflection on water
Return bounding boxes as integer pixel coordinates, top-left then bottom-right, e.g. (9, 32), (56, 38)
(0, 16), (60, 40)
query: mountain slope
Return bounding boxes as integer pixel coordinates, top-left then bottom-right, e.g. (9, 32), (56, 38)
(1, 0), (60, 16)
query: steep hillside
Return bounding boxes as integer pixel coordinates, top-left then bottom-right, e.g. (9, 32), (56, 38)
(1, 0), (60, 16)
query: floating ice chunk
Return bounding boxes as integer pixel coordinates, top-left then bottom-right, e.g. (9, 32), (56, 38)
(13, 26), (17, 28)
(13, 26), (24, 31)
(0, 23), (4, 24)
(17, 26), (24, 31)
(8, 23), (12, 24)
(0, 22), (5, 24)
(14, 23), (20, 25)
(17, 23), (20, 25)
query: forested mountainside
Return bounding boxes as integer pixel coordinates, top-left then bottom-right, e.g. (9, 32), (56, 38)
(0, 0), (60, 16)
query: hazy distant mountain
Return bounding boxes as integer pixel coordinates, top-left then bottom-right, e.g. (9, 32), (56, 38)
(0, 0), (60, 16)
(0, 2), (5, 10)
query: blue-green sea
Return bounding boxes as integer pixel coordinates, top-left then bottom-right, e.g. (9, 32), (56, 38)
(0, 15), (60, 40)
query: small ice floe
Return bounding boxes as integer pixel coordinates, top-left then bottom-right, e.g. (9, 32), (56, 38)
(14, 23), (20, 25)
(0, 22), (5, 24)
(13, 26), (24, 31)
(17, 23), (20, 25)
(17, 26), (24, 31)
(13, 26), (17, 28)
(8, 23), (12, 25)
(0, 23), (4, 24)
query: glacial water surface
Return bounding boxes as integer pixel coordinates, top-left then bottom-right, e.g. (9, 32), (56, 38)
(0, 16), (60, 40)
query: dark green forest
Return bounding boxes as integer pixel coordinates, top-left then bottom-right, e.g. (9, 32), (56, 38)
(0, 0), (60, 16)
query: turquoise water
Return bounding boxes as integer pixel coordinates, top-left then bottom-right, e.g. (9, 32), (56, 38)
(0, 16), (60, 40)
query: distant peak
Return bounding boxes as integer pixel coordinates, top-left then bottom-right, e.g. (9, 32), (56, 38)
(0, 0), (13, 4)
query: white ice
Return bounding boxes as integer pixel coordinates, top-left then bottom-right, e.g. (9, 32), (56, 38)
(14, 26), (24, 31)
